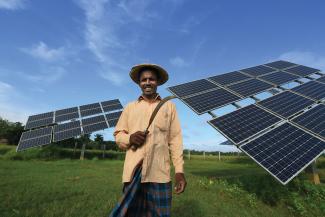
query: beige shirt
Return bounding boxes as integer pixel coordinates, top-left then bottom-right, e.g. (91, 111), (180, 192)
(114, 94), (184, 183)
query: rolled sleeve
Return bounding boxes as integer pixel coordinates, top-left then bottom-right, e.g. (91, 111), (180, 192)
(168, 104), (184, 173)
(114, 104), (130, 150)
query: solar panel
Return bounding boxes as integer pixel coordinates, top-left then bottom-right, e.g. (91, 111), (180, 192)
(55, 112), (79, 122)
(101, 99), (120, 107)
(265, 60), (296, 69)
(82, 115), (106, 126)
(107, 118), (119, 127)
(27, 112), (54, 122)
(240, 65), (276, 77)
(208, 104), (282, 144)
(208, 71), (251, 86)
(80, 102), (101, 111)
(55, 107), (78, 116)
(25, 117), (54, 130)
(168, 79), (218, 98)
(227, 79), (273, 97)
(284, 65), (320, 77)
(316, 76), (325, 84)
(17, 126), (53, 151)
(106, 111), (122, 120)
(102, 103), (123, 112)
(83, 122), (108, 134)
(80, 107), (102, 117)
(240, 123), (325, 184)
(259, 71), (300, 86)
(291, 104), (325, 139)
(291, 81), (325, 101)
(53, 128), (82, 142)
(258, 91), (314, 118)
(182, 88), (241, 114)
(54, 121), (81, 133)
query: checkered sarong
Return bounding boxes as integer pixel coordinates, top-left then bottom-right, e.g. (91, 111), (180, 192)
(109, 166), (172, 217)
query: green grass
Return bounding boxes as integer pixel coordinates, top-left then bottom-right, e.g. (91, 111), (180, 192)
(0, 145), (325, 217)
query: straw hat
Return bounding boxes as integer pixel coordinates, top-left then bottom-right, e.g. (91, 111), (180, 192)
(129, 63), (169, 86)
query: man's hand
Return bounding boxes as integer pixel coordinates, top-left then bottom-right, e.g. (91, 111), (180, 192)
(129, 131), (148, 150)
(174, 173), (187, 194)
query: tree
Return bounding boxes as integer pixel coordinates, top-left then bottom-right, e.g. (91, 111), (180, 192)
(0, 117), (24, 145)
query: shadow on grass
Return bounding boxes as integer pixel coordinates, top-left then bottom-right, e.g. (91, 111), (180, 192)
(172, 199), (205, 217)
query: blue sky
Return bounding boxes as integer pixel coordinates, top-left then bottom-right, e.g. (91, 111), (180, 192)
(0, 0), (325, 152)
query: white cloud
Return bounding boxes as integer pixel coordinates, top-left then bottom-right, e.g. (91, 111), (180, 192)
(19, 66), (65, 83)
(21, 41), (66, 62)
(0, 81), (31, 123)
(0, 0), (26, 10)
(170, 56), (188, 67)
(278, 51), (325, 71)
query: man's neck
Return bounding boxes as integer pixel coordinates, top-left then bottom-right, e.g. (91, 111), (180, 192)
(142, 93), (158, 102)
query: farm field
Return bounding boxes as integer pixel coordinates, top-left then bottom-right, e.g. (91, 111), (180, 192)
(0, 145), (324, 217)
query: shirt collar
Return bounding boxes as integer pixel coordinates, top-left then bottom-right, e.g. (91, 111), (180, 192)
(138, 94), (161, 103)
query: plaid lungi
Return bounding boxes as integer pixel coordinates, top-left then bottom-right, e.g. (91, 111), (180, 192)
(109, 166), (172, 217)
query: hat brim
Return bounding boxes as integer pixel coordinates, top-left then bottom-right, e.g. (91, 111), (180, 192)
(130, 64), (169, 86)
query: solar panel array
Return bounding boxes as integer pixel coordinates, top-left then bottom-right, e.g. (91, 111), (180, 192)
(168, 60), (325, 185)
(18, 99), (123, 151)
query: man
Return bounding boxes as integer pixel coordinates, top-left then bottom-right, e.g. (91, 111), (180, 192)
(109, 63), (186, 217)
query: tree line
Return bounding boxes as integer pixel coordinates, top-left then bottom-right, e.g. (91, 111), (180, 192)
(0, 117), (118, 151)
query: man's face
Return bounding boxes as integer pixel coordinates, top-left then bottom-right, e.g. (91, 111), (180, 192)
(139, 70), (158, 97)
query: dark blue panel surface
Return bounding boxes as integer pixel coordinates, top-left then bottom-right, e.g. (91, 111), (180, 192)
(168, 79), (218, 98)
(55, 112), (79, 122)
(284, 65), (320, 76)
(240, 65), (276, 77)
(25, 117), (54, 130)
(55, 107), (78, 116)
(83, 122), (108, 134)
(208, 71), (251, 85)
(82, 115), (106, 126)
(227, 79), (273, 97)
(53, 128), (82, 142)
(101, 99), (120, 107)
(292, 104), (325, 139)
(106, 111), (122, 120)
(259, 71), (299, 85)
(183, 89), (241, 114)
(241, 123), (325, 184)
(102, 104), (123, 112)
(258, 91), (314, 118)
(317, 76), (325, 84)
(209, 105), (282, 144)
(265, 60), (296, 69)
(18, 126), (53, 151)
(291, 81), (325, 101)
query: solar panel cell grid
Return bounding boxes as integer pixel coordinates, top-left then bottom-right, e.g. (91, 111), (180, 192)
(82, 115), (106, 126)
(240, 65), (276, 77)
(292, 104), (325, 139)
(18, 135), (52, 151)
(25, 117), (54, 129)
(258, 91), (314, 118)
(55, 112), (79, 122)
(240, 123), (325, 184)
(284, 65), (320, 77)
(53, 128), (82, 142)
(55, 107), (78, 116)
(259, 71), (300, 86)
(27, 112), (54, 122)
(291, 81), (325, 101)
(83, 122), (108, 134)
(80, 107), (103, 117)
(227, 79), (273, 97)
(265, 61), (296, 69)
(101, 99), (120, 107)
(209, 104), (282, 144)
(106, 111), (122, 120)
(20, 127), (52, 141)
(317, 76), (325, 84)
(183, 89), (241, 114)
(102, 104), (123, 112)
(107, 118), (119, 127)
(54, 121), (81, 133)
(168, 79), (218, 98)
(208, 71), (251, 86)
(80, 103), (101, 111)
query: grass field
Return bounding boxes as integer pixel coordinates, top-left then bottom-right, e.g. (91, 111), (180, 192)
(0, 145), (325, 217)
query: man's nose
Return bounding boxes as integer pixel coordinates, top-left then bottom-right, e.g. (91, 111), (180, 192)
(145, 79), (150, 84)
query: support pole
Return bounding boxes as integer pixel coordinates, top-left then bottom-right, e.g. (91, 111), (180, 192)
(80, 143), (86, 160)
(203, 151), (205, 160)
(305, 161), (320, 184)
(73, 141), (78, 156)
(102, 144), (106, 159)
(218, 151), (220, 161)
(188, 150), (191, 160)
